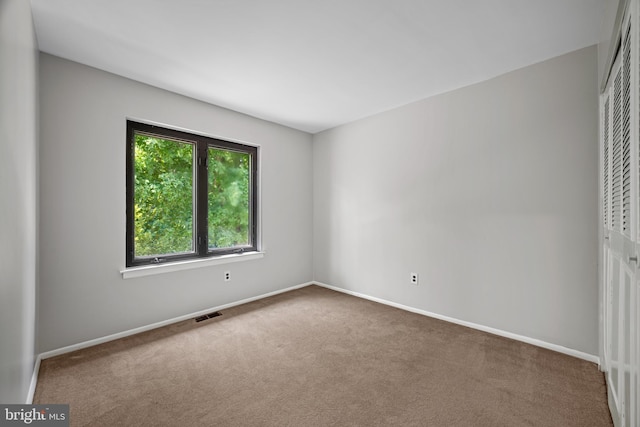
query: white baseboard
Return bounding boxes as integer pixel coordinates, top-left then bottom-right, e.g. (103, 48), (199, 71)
(38, 281), (313, 361)
(26, 354), (41, 404)
(313, 281), (600, 364)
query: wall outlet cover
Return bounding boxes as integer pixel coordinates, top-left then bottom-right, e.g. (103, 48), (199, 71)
(410, 273), (418, 285)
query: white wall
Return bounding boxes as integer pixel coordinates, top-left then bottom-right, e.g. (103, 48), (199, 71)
(313, 46), (599, 355)
(0, 0), (38, 403)
(38, 54), (313, 352)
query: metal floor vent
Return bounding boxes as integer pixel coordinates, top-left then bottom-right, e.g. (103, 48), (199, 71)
(194, 311), (222, 323)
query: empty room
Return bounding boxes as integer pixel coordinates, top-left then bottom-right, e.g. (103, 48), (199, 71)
(1, 0), (638, 425)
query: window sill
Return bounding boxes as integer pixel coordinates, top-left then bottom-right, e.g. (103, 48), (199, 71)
(121, 251), (265, 279)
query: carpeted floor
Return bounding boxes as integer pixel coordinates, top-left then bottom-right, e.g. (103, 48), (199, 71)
(34, 285), (612, 426)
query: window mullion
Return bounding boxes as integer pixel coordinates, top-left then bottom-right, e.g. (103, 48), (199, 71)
(196, 141), (209, 256)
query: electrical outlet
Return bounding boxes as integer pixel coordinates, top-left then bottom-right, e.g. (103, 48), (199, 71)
(410, 273), (418, 285)
(224, 271), (231, 282)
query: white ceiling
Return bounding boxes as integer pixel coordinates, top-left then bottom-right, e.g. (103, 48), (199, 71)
(30, 0), (607, 134)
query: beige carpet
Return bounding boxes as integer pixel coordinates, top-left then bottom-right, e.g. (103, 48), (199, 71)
(34, 285), (612, 426)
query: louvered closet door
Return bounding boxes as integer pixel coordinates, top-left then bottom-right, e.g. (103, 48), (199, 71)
(601, 3), (639, 426)
(604, 55), (637, 427)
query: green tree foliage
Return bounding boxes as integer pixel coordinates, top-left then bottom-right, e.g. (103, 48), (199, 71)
(134, 135), (194, 256)
(208, 148), (250, 248)
(134, 134), (250, 257)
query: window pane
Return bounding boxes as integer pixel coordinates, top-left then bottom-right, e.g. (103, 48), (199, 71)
(134, 134), (194, 257)
(208, 148), (250, 249)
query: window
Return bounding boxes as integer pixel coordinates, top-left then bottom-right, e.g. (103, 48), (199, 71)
(126, 121), (257, 267)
